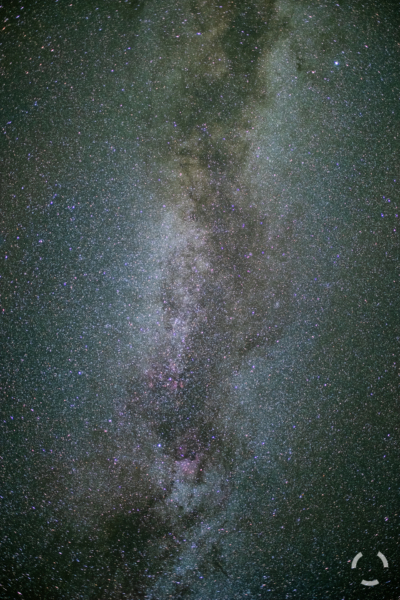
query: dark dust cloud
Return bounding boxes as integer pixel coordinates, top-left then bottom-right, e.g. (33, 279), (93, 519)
(0, 0), (399, 598)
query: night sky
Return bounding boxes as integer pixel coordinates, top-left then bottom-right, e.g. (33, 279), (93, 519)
(0, 0), (399, 598)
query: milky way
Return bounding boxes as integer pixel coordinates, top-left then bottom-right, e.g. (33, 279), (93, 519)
(1, 1), (399, 598)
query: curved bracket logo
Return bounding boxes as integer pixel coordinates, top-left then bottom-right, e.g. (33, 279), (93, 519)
(351, 551), (389, 587)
